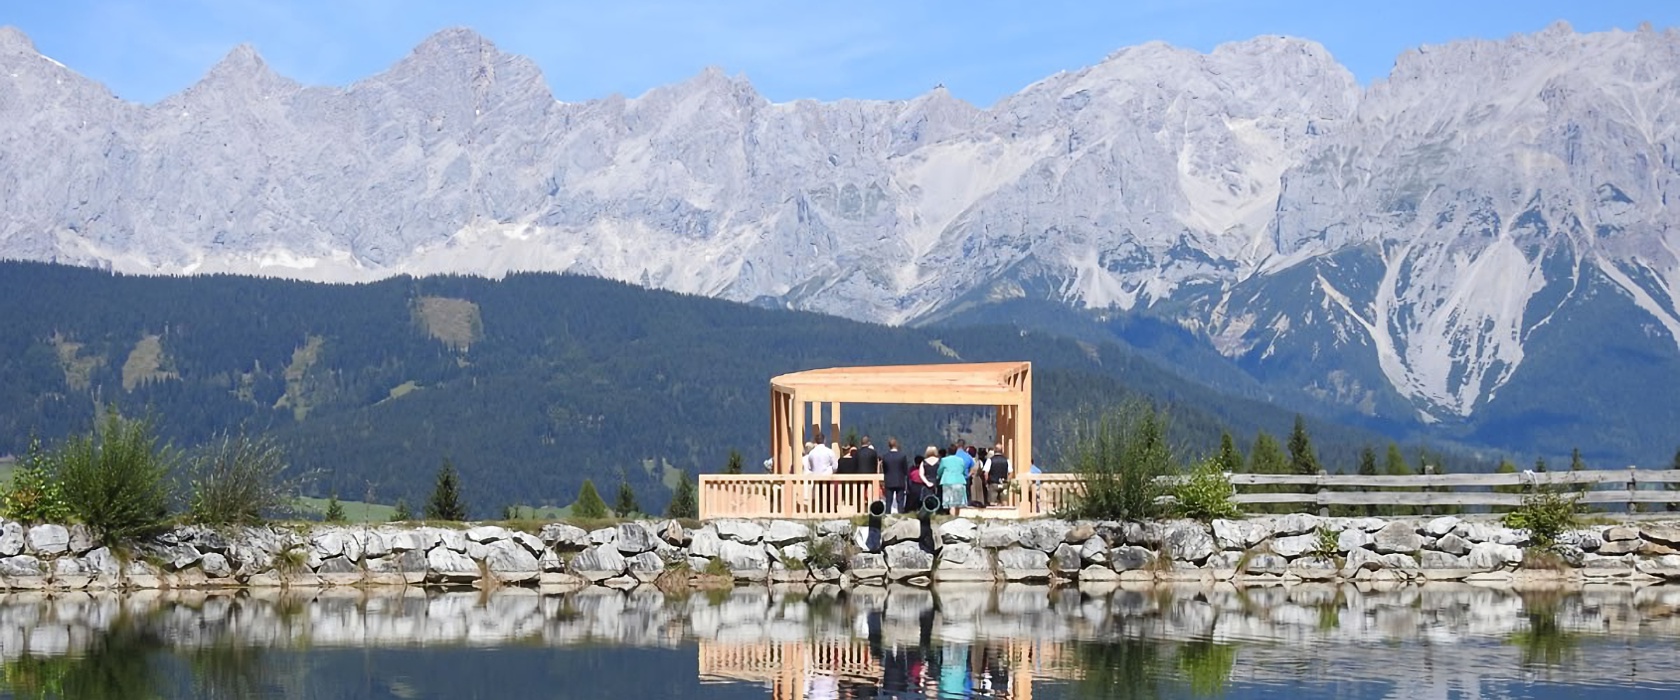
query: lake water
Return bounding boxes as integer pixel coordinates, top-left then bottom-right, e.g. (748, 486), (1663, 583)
(0, 583), (1676, 699)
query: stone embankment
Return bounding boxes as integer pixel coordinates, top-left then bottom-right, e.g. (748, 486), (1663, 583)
(2, 514), (1680, 591)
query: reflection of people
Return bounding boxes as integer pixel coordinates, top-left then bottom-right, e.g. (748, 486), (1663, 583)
(803, 670), (839, 700)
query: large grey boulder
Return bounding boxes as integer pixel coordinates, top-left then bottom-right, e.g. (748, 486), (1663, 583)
(26, 524), (69, 555)
(1021, 521), (1073, 552)
(718, 540), (768, 572)
(1079, 537), (1108, 565)
(1433, 533), (1471, 556)
(1640, 527), (1680, 547)
(538, 523), (590, 551)
(1272, 514), (1321, 537)
(614, 523), (657, 554)
(1162, 523), (1215, 563)
(1604, 526), (1640, 541)
(881, 519), (921, 545)
(1419, 550), (1463, 569)
(688, 528), (723, 558)
(1269, 533), (1318, 558)
(659, 520), (692, 547)
(464, 525), (509, 543)
(1051, 543), (1082, 573)
(1598, 538), (1643, 555)
(1337, 528), (1374, 553)
(587, 527), (617, 547)
(199, 552), (232, 578)
(939, 518), (977, 543)
(82, 547), (123, 578)
(1424, 516), (1463, 537)
(569, 544), (628, 581)
(763, 520), (810, 546)
(0, 555), (44, 578)
(1110, 546), (1156, 572)
(0, 522), (23, 556)
(714, 520), (765, 544)
(1372, 522), (1425, 554)
(311, 529), (349, 558)
(484, 539), (540, 575)
(425, 547), (481, 583)
(626, 551), (664, 574)
(994, 547), (1050, 580)
(66, 525), (96, 555)
(1464, 542), (1523, 571)
(1244, 553), (1289, 575)
(977, 524), (1023, 549)
(936, 543), (991, 574)
(883, 541), (935, 575)
(1213, 519), (1271, 550)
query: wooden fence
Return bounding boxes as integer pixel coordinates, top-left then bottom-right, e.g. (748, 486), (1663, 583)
(697, 469), (1680, 520)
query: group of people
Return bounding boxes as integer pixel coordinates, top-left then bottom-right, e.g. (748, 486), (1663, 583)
(800, 435), (1017, 515)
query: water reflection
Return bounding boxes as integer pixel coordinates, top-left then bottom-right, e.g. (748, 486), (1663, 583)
(0, 584), (1674, 699)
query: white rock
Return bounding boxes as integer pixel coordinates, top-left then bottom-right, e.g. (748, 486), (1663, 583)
(25, 524), (69, 555)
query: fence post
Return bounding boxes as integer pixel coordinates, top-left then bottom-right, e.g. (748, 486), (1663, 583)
(1316, 469), (1329, 518)
(1628, 465), (1639, 514)
(1422, 465), (1435, 517)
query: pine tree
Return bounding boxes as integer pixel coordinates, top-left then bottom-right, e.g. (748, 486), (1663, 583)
(1247, 431), (1287, 513)
(391, 499), (412, 522)
(1215, 431), (1243, 473)
(1383, 442), (1413, 516)
(425, 459), (468, 521)
(1493, 459), (1520, 513)
(1287, 415), (1322, 477)
(1534, 456), (1548, 473)
(1570, 448), (1585, 471)
(572, 479), (609, 519)
(724, 449), (744, 475)
(323, 494), (345, 523)
(1384, 443), (1412, 476)
(1248, 431), (1286, 474)
(666, 470), (698, 519)
(614, 477), (640, 518)
(1356, 446), (1379, 516)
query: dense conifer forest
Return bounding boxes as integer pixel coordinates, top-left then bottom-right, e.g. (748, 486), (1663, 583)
(0, 262), (1439, 516)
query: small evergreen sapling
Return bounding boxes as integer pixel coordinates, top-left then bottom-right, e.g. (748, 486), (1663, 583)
(425, 459), (468, 521)
(573, 479), (609, 519)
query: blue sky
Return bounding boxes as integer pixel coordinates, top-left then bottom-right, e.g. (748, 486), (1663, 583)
(6, 0), (1678, 106)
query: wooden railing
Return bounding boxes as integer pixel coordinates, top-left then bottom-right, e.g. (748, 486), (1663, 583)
(697, 473), (1084, 520)
(698, 468), (1680, 520)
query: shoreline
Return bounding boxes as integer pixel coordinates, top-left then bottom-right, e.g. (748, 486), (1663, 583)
(0, 514), (1676, 593)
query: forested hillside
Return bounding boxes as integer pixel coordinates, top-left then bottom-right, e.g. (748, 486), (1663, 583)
(0, 262), (1419, 515)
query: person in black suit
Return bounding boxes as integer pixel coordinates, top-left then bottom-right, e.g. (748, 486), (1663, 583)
(856, 436), (880, 476)
(879, 437), (911, 514)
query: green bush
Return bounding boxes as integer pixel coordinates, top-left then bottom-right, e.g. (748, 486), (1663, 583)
(2, 437), (72, 523)
(665, 471), (698, 519)
(323, 495), (346, 523)
(1063, 401), (1175, 520)
(1172, 458), (1241, 521)
(572, 479), (609, 520)
(55, 410), (176, 543)
(185, 432), (300, 525)
(1503, 487), (1580, 549)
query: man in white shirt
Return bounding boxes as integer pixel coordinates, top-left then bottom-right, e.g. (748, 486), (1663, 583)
(801, 437), (837, 511)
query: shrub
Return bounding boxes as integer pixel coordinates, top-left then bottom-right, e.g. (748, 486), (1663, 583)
(55, 410), (176, 543)
(1172, 458), (1241, 521)
(390, 499), (413, 522)
(1063, 401), (1174, 520)
(185, 432), (300, 525)
(1503, 487), (1580, 549)
(613, 478), (640, 518)
(1311, 526), (1339, 559)
(2, 437), (72, 523)
(807, 536), (845, 571)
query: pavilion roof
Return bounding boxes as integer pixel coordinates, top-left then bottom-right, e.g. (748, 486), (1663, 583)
(770, 361), (1030, 405)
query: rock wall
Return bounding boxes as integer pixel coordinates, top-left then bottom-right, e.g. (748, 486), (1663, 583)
(3, 515), (1680, 591)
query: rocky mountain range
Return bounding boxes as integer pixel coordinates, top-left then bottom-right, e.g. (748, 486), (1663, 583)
(1, 22), (1677, 461)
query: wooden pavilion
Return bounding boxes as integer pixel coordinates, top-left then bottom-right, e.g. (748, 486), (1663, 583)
(768, 361), (1032, 475)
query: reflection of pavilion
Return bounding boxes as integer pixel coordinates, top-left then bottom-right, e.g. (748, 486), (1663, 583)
(698, 638), (1056, 700)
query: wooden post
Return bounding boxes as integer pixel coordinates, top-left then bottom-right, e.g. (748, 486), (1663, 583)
(830, 401), (841, 452)
(1316, 469), (1329, 518)
(1628, 465), (1639, 514)
(1422, 465), (1435, 517)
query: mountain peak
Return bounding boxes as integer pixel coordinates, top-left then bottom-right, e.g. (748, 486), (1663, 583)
(412, 27), (498, 59)
(0, 25), (36, 55)
(207, 44), (269, 77)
